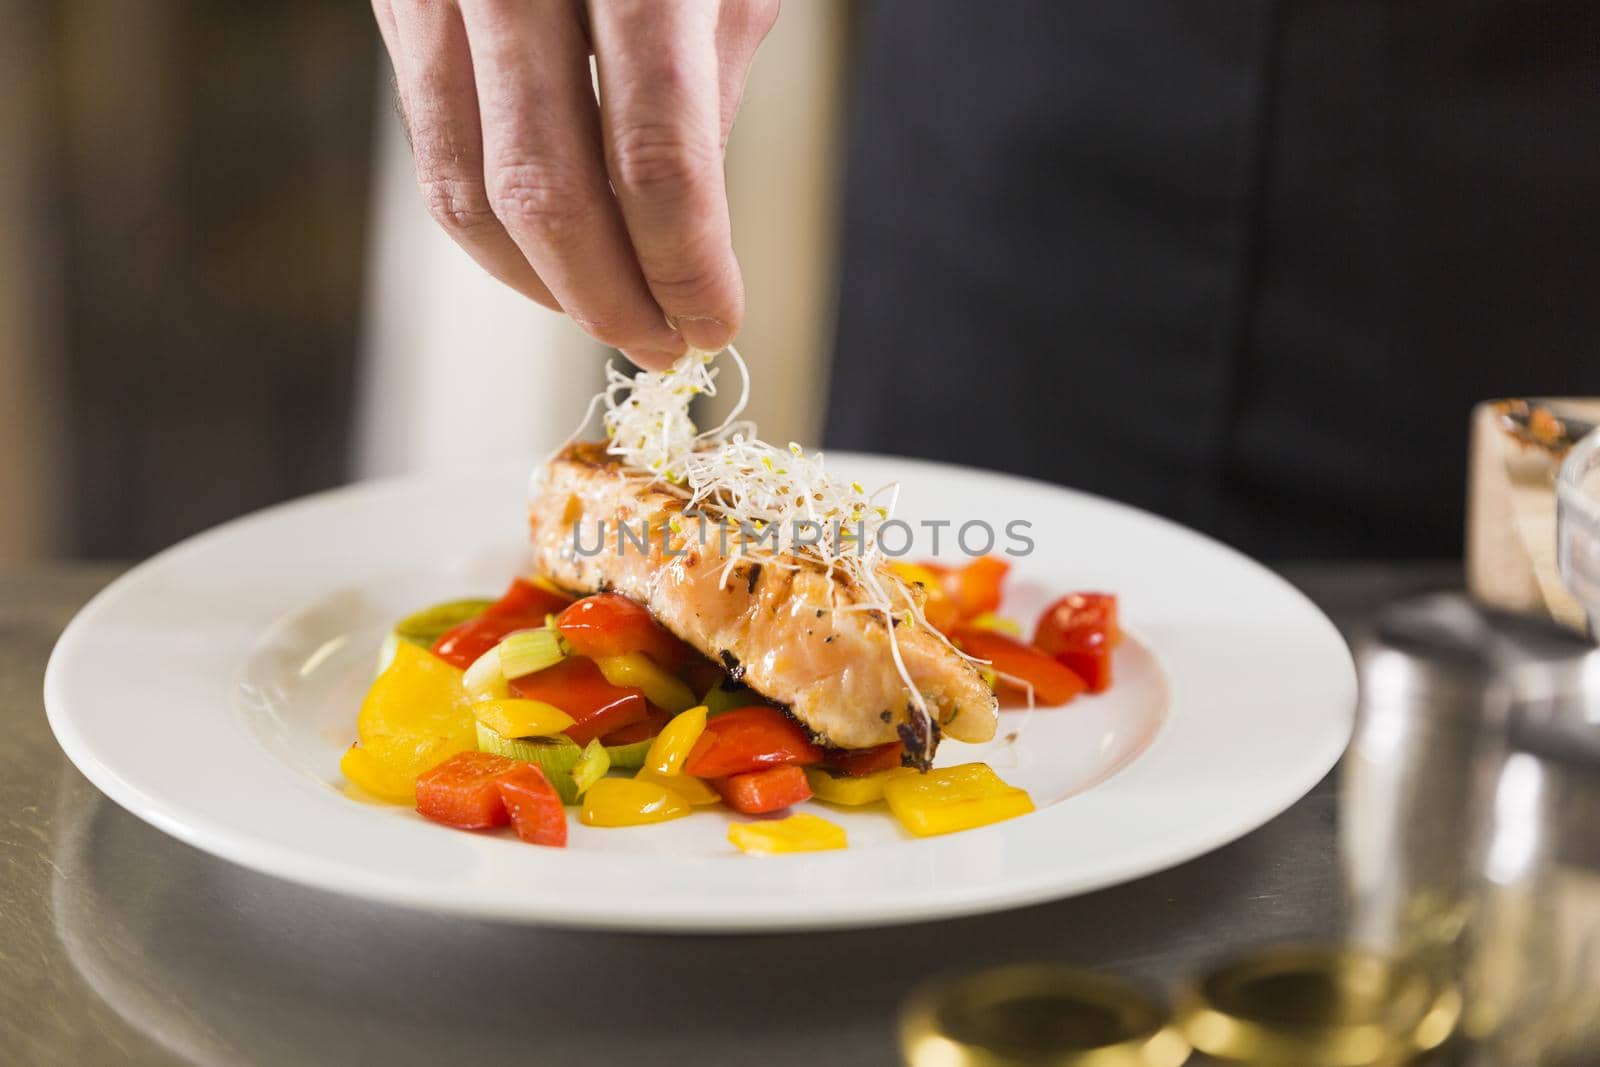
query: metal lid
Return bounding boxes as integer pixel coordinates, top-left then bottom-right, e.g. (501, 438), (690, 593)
(1178, 945), (1460, 1066)
(1359, 594), (1600, 762)
(1358, 594), (1496, 706)
(1480, 603), (1600, 766)
(898, 964), (1190, 1067)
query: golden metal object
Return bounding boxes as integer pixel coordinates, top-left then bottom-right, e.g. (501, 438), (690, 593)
(1178, 945), (1461, 1066)
(898, 964), (1190, 1067)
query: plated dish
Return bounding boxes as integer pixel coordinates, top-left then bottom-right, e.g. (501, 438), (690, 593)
(45, 352), (1356, 929)
(347, 560), (1117, 852)
(342, 352), (1137, 854)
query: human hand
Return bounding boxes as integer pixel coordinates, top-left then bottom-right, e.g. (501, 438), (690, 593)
(373, 0), (779, 368)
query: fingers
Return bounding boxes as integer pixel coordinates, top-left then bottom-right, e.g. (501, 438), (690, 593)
(459, 0), (687, 368)
(714, 0), (780, 148)
(388, 1), (561, 309)
(590, 0), (743, 352)
(371, 0), (400, 60)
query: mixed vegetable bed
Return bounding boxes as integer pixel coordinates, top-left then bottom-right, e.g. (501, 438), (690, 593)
(341, 557), (1120, 854)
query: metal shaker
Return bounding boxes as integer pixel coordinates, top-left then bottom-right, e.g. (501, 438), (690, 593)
(1339, 592), (1600, 1065)
(1458, 619), (1600, 1065)
(1341, 594), (1506, 980)
(1557, 428), (1600, 635)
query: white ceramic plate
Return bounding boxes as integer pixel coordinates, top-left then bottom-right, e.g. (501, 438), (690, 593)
(45, 454), (1354, 932)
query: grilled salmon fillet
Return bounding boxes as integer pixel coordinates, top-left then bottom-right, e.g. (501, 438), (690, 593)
(528, 443), (998, 752)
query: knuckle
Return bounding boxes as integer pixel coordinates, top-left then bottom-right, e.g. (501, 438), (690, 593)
(578, 316), (643, 349)
(732, 0), (781, 39)
(416, 176), (498, 236)
(486, 162), (590, 241)
(643, 255), (729, 308)
(611, 122), (716, 201)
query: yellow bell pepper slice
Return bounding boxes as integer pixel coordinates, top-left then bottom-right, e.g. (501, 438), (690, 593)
(472, 698), (575, 739)
(579, 777), (692, 827)
(635, 767), (719, 805)
(803, 765), (915, 806)
(529, 573), (570, 598)
(969, 612), (1022, 637)
(888, 561), (944, 590)
(339, 743), (420, 804)
(882, 763), (1034, 837)
(595, 652), (697, 713)
(353, 642), (476, 802)
(643, 704), (708, 775)
(728, 813), (848, 854)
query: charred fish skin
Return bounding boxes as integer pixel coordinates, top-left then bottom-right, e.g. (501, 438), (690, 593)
(528, 443), (998, 751)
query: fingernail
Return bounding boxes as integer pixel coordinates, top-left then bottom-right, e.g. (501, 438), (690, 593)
(672, 315), (731, 352)
(623, 347), (685, 372)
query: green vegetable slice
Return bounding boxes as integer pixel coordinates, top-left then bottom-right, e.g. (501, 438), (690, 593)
(603, 737), (653, 771)
(570, 739), (611, 797)
(703, 680), (767, 717)
(496, 627), (565, 679)
(476, 722), (584, 803)
(376, 598), (494, 677)
(394, 598), (494, 647)
(474, 724), (655, 800)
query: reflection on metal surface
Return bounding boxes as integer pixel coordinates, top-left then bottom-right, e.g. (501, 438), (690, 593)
(1556, 428), (1600, 634)
(1340, 592), (1600, 1066)
(1178, 946), (1459, 1066)
(1342, 596), (1502, 989)
(1462, 715), (1600, 1065)
(49, 774), (236, 1066)
(898, 964), (1189, 1067)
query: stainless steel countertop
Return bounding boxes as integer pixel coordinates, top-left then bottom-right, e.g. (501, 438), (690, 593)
(2, 562), (1462, 1066)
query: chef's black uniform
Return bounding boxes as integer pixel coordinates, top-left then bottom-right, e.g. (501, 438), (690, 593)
(825, 0), (1600, 558)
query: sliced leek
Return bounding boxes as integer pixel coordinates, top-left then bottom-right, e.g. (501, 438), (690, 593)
(496, 627), (566, 679)
(475, 722), (584, 804)
(702, 680), (766, 717)
(571, 739), (611, 797)
(377, 598), (495, 678)
(394, 598), (494, 647)
(463, 646), (510, 701)
(603, 738), (654, 771)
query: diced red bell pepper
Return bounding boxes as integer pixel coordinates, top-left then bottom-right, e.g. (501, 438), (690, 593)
(954, 626), (1087, 706)
(414, 751), (522, 829)
(484, 576), (573, 620)
(556, 593), (695, 669)
(496, 764), (567, 847)
(714, 764), (813, 814)
(431, 615), (536, 670)
(601, 705), (672, 745)
(944, 555), (1010, 620)
(414, 752), (568, 846)
(682, 706), (825, 778)
(509, 656), (650, 746)
(431, 577), (573, 669)
(1033, 593), (1119, 694)
(823, 741), (905, 777)
(1056, 646), (1111, 693)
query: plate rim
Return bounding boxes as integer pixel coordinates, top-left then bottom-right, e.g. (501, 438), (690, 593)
(44, 451), (1356, 932)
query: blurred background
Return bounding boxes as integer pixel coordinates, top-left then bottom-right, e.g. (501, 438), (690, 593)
(3, 1), (1596, 566)
(0, 1), (848, 564)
